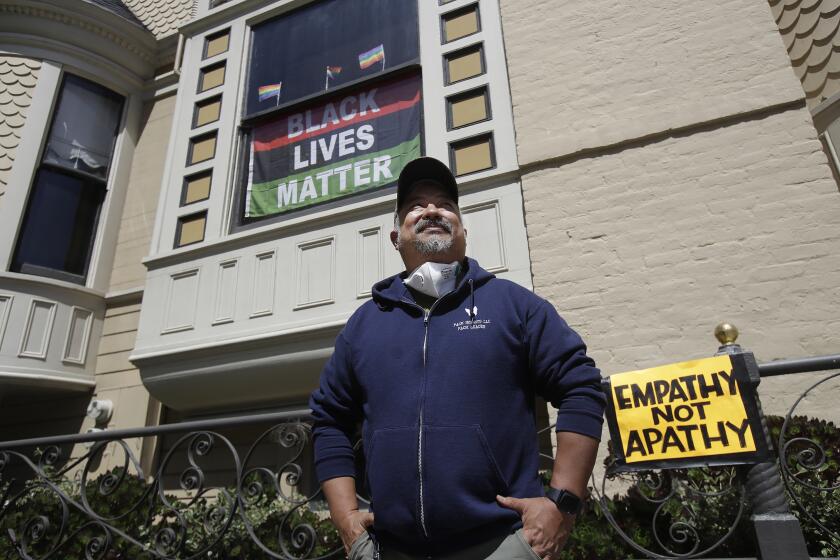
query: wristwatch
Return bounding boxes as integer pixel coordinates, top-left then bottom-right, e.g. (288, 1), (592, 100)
(545, 487), (583, 515)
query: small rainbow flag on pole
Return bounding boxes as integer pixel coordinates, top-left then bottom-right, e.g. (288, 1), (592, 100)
(325, 66), (342, 90)
(359, 44), (385, 70)
(258, 82), (282, 104)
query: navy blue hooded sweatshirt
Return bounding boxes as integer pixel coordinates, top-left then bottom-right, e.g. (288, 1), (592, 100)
(310, 258), (605, 553)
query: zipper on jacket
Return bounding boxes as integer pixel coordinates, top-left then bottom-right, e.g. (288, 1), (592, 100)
(401, 294), (451, 539)
(418, 309), (430, 538)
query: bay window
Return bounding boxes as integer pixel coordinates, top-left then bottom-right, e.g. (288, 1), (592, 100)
(11, 73), (124, 284)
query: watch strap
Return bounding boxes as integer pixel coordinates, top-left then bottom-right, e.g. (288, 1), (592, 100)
(545, 487), (583, 515)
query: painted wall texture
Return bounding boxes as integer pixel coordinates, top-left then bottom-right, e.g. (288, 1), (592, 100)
(500, 0), (840, 425)
(109, 95), (175, 293)
(0, 56), (40, 206)
(522, 109), (840, 391)
(500, 0), (804, 166)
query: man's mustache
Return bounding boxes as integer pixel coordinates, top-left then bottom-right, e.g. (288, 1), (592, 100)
(415, 218), (453, 234)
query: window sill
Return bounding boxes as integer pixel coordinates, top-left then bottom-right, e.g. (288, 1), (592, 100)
(0, 271), (105, 300)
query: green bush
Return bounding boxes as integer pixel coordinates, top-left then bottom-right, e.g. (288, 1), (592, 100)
(0, 465), (154, 559)
(178, 490), (340, 558)
(767, 415), (840, 557)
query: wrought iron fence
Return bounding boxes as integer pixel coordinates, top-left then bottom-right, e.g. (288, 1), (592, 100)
(773, 368), (840, 555)
(0, 328), (838, 559)
(0, 411), (342, 559)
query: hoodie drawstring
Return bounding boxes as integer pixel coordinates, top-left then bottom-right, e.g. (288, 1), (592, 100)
(469, 279), (475, 320)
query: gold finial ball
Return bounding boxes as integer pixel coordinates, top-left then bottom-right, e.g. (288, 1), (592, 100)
(714, 323), (739, 345)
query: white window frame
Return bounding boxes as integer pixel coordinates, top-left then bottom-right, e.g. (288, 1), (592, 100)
(0, 46), (143, 294)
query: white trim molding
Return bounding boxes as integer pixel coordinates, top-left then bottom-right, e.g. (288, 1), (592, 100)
(18, 298), (57, 360)
(0, 0), (157, 71)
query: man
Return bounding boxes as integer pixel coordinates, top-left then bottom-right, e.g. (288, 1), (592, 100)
(310, 157), (606, 559)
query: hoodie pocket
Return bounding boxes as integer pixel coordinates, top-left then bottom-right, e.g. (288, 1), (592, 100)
(366, 427), (419, 537)
(423, 425), (509, 536)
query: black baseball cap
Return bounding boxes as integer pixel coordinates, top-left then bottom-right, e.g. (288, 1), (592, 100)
(396, 157), (458, 212)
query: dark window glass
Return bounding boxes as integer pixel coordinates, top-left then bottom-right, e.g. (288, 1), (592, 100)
(12, 169), (105, 281)
(244, 0), (419, 118)
(42, 75), (123, 180)
(12, 74), (124, 284)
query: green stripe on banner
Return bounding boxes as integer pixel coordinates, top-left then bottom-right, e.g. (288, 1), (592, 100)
(248, 136), (420, 217)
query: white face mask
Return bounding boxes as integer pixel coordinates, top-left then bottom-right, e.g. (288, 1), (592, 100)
(404, 261), (460, 299)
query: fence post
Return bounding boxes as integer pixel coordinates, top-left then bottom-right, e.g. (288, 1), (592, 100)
(714, 323), (810, 560)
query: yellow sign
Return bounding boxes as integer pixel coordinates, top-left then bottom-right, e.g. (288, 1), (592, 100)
(609, 355), (757, 464)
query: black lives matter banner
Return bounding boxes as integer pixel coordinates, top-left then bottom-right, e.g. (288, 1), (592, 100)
(245, 74), (421, 218)
(604, 354), (769, 472)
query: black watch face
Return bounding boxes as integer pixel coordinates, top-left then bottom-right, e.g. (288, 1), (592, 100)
(546, 488), (582, 514)
(553, 490), (581, 514)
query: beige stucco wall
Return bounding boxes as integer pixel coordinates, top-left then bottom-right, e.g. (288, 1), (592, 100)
(501, 0), (840, 430)
(109, 94), (175, 293)
(500, 0), (804, 167)
(522, 109), (840, 411)
(0, 55), (40, 206)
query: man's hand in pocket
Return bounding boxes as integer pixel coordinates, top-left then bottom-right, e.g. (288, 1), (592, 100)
(497, 495), (574, 560)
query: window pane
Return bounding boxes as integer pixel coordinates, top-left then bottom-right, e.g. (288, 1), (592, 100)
(176, 213), (206, 247)
(446, 46), (484, 84)
(442, 5), (480, 43)
(451, 135), (493, 176)
(199, 63), (226, 93)
(182, 171), (212, 205)
(42, 74), (124, 180)
(245, 0), (418, 117)
(194, 96), (222, 128)
(12, 168), (104, 281)
(189, 133), (217, 165)
(448, 88), (489, 129)
(204, 30), (230, 59)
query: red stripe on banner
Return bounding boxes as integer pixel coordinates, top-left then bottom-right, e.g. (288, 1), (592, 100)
(253, 90), (421, 152)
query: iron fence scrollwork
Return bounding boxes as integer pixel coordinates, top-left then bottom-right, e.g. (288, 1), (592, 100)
(0, 414), (343, 559)
(777, 371), (840, 550)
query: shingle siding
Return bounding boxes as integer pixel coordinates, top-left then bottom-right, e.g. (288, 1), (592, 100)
(0, 56), (40, 206)
(122, 0), (196, 38)
(770, 0), (840, 109)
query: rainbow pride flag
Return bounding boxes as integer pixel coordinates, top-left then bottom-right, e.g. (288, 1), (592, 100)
(258, 82), (282, 102)
(359, 44), (385, 69)
(326, 66), (342, 79)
